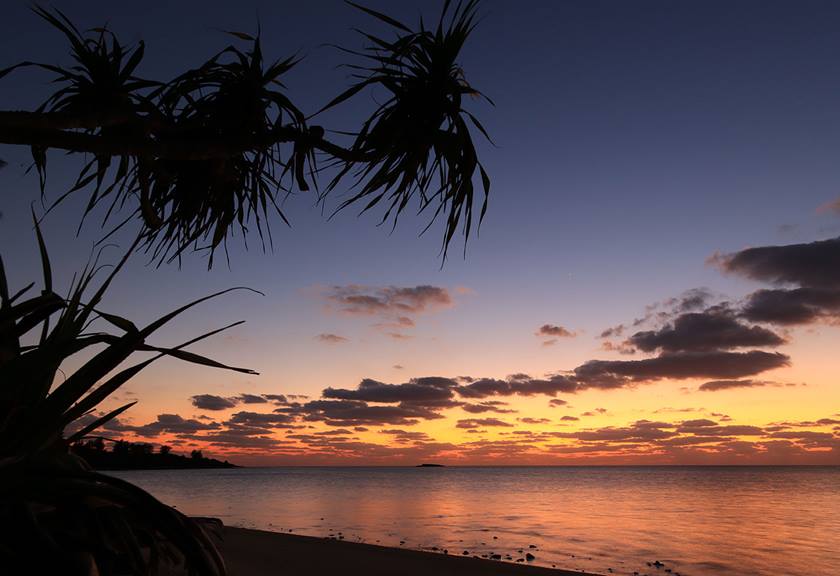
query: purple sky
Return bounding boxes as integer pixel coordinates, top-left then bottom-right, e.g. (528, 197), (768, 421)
(1, 0), (838, 463)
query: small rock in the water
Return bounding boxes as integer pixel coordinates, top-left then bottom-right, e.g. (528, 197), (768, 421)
(493, 536), (498, 539)
(399, 541), (405, 545)
(490, 554), (502, 560)
(529, 544), (537, 549)
(653, 560), (664, 568)
(463, 551), (470, 555)
(516, 558), (524, 563)
(526, 553), (536, 561)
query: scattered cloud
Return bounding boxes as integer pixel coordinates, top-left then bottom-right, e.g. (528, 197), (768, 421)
(323, 377), (460, 408)
(191, 394), (238, 411)
(816, 197), (840, 216)
(297, 399), (444, 427)
(519, 417), (551, 424)
(462, 401), (517, 414)
(456, 418), (514, 429)
(699, 379), (775, 391)
(627, 305), (785, 353)
(323, 285), (453, 317)
(711, 237), (840, 325)
(536, 324), (576, 338)
(317, 333), (349, 344)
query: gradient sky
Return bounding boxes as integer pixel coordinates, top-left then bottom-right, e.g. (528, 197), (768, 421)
(1, 0), (838, 465)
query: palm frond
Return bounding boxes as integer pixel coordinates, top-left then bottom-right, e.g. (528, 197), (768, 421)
(321, 0), (492, 260)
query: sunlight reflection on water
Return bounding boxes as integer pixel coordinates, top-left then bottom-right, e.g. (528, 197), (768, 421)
(111, 466), (840, 576)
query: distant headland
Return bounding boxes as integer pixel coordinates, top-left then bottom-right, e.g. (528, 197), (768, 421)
(72, 439), (237, 470)
(416, 463), (445, 467)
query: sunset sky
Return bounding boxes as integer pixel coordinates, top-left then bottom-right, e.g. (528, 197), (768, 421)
(1, 0), (838, 465)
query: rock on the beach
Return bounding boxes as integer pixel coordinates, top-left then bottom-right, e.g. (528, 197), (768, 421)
(525, 553), (535, 561)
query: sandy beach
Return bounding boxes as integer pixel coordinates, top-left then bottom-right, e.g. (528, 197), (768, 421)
(221, 526), (600, 576)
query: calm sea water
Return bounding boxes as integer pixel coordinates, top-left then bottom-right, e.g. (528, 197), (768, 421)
(110, 466), (840, 576)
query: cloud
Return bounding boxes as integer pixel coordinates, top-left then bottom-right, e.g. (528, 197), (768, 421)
(676, 422), (765, 436)
(519, 417), (551, 424)
(191, 394), (238, 411)
(379, 429), (432, 443)
(445, 350), (789, 402)
(386, 332), (413, 340)
(699, 379), (775, 392)
(456, 374), (578, 398)
(627, 305), (786, 352)
(456, 418), (514, 429)
(560, 415), (579, 421)
(817, 197), (840, 216)
(552, 420), (677, 443)
(712, 237), (840, 288)
(461, 401), (517, 414)
(112, 413), (221, 436)
(225, 411), (298, 428)
(599, 324), (625, 339)
(536, 324), (576, 338)
(237, 393), (268, 404)
(316, 333), (349, 344)
(323, 377), (460, 408)
(740, 287), (840, 325)
(548, 399), (568, 407)
(573, 350), (789, 387)
(323, 285), (453, 316)
(708, 237), (840, 325)
(298, 399), (444, 427)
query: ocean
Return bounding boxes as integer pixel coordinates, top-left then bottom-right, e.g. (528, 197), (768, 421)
(110, 466), (840, 576)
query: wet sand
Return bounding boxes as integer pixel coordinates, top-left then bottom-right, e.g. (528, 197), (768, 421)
(222, 526), (600, 576)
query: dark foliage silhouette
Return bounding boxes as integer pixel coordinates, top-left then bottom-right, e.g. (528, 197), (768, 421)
(72, 439), (235, 470)
(0, 2), (491, 575)
(0, 1), (491, 266)
(0, 220), (258, 575)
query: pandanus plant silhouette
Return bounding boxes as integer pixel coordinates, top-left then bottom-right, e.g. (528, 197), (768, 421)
(0, 0), (491, 266)
(0, 222), (258, 575)
(0, 1), (491, 574)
